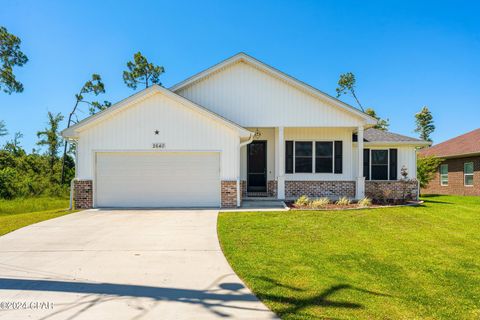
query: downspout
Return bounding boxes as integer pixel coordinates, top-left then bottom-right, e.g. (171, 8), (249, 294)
(68, 138), (78, 210)
(237, 133), (255, 207)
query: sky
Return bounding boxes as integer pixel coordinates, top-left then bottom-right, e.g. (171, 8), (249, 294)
(1, 0), (479, 152)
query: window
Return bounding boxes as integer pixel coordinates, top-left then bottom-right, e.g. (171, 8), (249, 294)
(464, 162), (474, 186)
(315, 142), (333, 173)
(440, 164), (448, 186)
(364, 149), (398, 181)
(285, 141), (342, 174)
(295, 142), (313, 173)
(371, 150), (389, 180)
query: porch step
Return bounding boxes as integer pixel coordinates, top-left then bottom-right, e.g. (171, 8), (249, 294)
(243, 197), (278, 201)
(246, 192), (269, 197)
(241, 200), (286, 209)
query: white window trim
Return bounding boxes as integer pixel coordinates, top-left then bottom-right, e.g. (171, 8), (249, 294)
(440, 164), (448, 186)
(464, 162), (474, 187)
(289, 140), (336, 174)
(369, 149), (390, 181)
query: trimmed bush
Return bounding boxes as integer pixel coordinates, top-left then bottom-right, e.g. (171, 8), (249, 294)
(336, 196), (351, 206)
(294, 195), (310, 207)
(310, 197), (330, 209)
(358, 197), (372, 207)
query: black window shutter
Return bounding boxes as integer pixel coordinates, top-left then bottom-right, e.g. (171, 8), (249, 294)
(285, 141), (293, 174)
(363, 148), (370, 180)
(334, 141), (343, 174)
(389, 149), (398, 180)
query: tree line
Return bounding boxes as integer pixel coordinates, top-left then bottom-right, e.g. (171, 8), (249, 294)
(0, 26), (164, 199)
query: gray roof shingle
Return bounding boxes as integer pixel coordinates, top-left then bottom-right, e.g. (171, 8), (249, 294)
(353, 128), (428, 144)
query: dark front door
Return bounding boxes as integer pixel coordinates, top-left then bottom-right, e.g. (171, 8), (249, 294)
(247, 141), (267, 192)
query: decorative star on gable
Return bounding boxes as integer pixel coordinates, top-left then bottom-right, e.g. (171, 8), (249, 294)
(154, 130), (159, 135)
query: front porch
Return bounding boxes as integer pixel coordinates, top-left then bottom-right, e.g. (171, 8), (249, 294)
(225, 127), (418, 206)
(238, 126), (367, 202)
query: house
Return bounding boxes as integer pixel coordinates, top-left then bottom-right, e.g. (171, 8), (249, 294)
(62, 53), (429, 208)
(418, 128), (480, 196)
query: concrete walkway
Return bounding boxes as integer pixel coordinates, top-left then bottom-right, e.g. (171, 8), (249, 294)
(0, 210), (277, 320)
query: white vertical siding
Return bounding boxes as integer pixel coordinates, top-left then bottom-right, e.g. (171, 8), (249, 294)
(352, 145), (418, 179)
(398, 146), (418, 179)
(176, 61), (366, 127)
(76, 93), (239, 180)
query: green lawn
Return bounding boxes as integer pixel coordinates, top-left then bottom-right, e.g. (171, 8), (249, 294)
(0, 197), (73, 236)
(218, 195), (480, 320)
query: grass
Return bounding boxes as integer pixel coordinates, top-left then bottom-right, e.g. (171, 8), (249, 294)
(0, 197), (73, 236)
(218, 195), (480, 320)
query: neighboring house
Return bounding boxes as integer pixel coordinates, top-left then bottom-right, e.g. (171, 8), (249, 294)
(419, 128), (480, 196)
(62, 53), (429, 208)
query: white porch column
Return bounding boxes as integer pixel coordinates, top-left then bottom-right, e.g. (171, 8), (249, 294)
(277, 126), (285, 199)
(356, 126), (365, 199)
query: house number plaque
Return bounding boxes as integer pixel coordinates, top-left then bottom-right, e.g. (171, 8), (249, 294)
(152, 143), (166, 149)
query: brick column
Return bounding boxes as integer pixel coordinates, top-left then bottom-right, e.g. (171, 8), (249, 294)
(221, 180), (238, 208)
(74, 180), (93, 209)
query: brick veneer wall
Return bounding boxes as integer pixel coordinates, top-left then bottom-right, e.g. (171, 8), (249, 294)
(241, 180), (277, 198)
(74, 180), (93, 209)
(221, 180), (238, 208)
(285, 181), (355, 199)
(267, 180), (277, 198)
(365, 180), (418, 200)
(422, 156), (480, 196)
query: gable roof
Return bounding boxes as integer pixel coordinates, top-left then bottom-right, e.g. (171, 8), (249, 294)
(418, 128), (480, 158)
(170, 52), (377, 126)
(62, 84), (252, 138)
(353, 128), (430, 146)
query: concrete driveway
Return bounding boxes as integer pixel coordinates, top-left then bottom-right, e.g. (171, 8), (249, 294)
(0, 210), (277, 320)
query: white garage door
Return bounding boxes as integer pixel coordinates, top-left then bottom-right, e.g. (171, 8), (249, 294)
(95, 152), (221, 207)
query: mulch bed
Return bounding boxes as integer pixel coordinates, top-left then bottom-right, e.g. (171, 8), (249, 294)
(286, 200), (423, 211)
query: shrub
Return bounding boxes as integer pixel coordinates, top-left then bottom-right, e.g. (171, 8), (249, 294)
(294, 195), (310, 207)
(417, 156), (443, 189)
(336, 196), (351, 206)
(358, 197), (372, 207)
(0, 167), (20, 199)
(310, 197), (330, 209)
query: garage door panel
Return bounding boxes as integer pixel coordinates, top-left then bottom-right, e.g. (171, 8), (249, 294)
(96, 152), (221, 207)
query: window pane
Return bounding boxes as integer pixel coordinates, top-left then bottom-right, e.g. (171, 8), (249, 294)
(295, 157), (312, 173)
(295, 142), (312, 156)
(372, 150), (388, 165)
(441, 175), (448, 185)
(315, 142), (332, 156)
(316, 157), (332, 173)
(440, 164), (448, 174)
(371, 165), (388, 180)
(465, 174), (474, 186)
(315, 142), (333, 173)
(464, 162), (474, 174)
